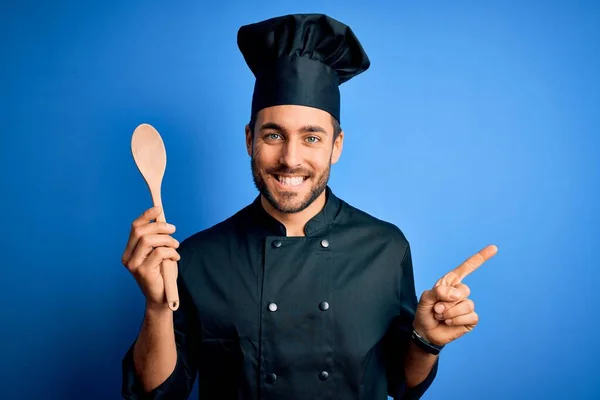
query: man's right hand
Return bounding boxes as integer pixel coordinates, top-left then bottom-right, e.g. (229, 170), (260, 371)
(122, 206), (181, 309)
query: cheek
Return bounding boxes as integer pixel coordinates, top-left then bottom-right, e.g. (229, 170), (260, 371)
(253, 147), (278, 169)
(252, 143), (268, 161)
(309, 152), (332, 172)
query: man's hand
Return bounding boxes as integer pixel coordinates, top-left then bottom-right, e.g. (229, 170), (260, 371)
(122, 206), (181, 311)
(413, 245), (498, 346)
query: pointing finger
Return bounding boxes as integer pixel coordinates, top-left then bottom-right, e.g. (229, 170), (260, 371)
(453, 244), (498, 281)
(436, 244), (498, 287)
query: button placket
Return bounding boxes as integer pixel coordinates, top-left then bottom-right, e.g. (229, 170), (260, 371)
(317, 237), (333, 389)
(262, 235), (335, 395)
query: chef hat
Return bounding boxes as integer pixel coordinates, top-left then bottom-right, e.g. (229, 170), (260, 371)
(237, 13), (370, 123)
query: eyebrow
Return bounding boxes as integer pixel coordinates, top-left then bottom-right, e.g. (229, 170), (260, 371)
(259, 122), (329, 136)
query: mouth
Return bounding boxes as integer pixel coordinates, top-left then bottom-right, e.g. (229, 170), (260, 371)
(272, 174), (308, 188)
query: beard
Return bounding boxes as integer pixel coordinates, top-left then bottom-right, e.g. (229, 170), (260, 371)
(251, 156), (331, 214)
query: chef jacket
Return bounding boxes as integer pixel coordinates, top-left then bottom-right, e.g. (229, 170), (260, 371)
(121, 186), (438, 399)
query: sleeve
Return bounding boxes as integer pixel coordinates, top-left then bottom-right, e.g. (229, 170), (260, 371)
(121, 241), (201, 400)
(386, 242), (439, 400)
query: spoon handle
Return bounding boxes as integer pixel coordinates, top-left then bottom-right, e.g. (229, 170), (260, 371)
(152, 192), (180, 311)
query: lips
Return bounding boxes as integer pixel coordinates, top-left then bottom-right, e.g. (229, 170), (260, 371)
(273, 174), (307, 187)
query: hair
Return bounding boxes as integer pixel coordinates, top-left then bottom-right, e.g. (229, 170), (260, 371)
(249, 113), (343, 141)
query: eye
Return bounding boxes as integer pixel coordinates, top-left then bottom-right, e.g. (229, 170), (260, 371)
(265, 133), (282, 141)
(306, 136), (321, 143)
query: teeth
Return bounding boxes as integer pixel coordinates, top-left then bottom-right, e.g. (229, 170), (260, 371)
(277, 176), (305, 186)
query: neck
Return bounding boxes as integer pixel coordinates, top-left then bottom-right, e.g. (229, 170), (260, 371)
(261, 191), (327, 237)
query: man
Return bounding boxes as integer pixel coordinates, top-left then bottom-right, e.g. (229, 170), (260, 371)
(121, 13), (497, 400)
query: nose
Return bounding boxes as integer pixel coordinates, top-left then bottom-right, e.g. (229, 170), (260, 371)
(279, 139), (302, 167)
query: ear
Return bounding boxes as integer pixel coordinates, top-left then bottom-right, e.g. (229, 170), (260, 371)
(245, 124), (253, 157)
(331, 130), (344, 164)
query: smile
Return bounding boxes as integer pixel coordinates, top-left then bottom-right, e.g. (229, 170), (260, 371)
(273, 174), (307, 187)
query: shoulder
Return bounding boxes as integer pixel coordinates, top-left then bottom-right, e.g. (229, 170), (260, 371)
(335, 198), (409, 247)
(176, 203), (252, 267)
(182, 203), (252, 246)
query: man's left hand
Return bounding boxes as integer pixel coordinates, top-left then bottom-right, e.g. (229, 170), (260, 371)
(413, 245), (498, 346)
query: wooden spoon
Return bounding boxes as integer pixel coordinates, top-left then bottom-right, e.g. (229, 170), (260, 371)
(131, 123), (179, 311)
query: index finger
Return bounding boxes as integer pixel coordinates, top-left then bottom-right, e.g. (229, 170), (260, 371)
(453, 244), (498, 282)
(132, 206), (162, 228)
(436, 244), (498, 287)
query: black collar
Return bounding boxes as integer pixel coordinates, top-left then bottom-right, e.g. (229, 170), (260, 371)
(249, 186), (341, 237)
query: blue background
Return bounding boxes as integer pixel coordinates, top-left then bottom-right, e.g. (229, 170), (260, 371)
(2, 0), (599, 399)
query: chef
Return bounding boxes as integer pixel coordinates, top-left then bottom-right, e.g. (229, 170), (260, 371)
(121, 13), (497, 400)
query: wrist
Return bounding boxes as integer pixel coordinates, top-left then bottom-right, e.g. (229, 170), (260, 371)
(411, 327), (445, 355)
(145, 301), (173, 318)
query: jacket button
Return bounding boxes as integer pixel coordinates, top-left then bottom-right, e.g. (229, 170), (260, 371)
(266, 373), (277, 383)
(268, 303), (278, 312)
(320, 239), (329, 248)
(272, 240), (282, 248)
(319, 371), (329, 381)
(319, 301), (329, 311)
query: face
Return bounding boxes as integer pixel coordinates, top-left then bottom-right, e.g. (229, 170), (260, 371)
(246, 105), (344, 214)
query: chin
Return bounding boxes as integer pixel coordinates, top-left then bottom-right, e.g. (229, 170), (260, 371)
(267, 183), (311, 213)
(271, 200), (312, 214)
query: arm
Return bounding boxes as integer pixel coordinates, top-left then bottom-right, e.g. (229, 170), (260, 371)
(404, 342), (438, 388)
(132, 303), (177, 392)
(121, 235), (200, 400)
(122, 273), (199, 400)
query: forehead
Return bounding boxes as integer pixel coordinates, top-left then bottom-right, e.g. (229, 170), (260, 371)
(256, 105), (332, 131)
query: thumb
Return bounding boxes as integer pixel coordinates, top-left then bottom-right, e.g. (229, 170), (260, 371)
(419, 285), (463, 308)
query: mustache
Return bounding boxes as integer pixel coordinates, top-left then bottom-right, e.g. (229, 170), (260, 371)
(266, 166), (312, 176)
